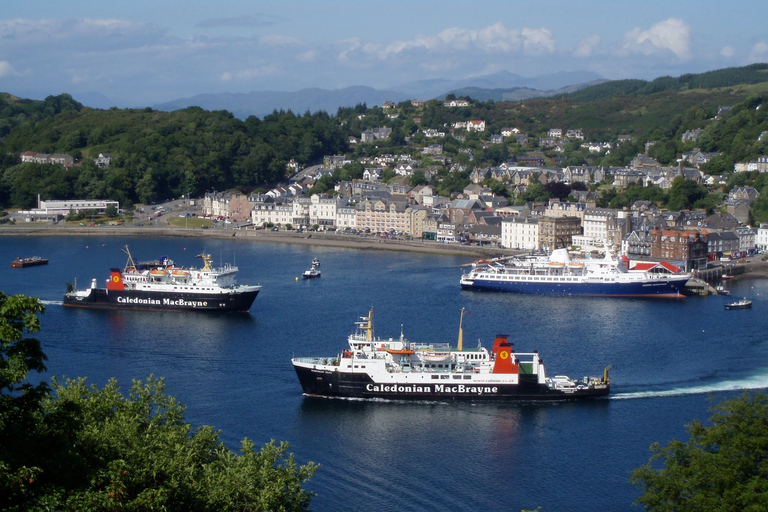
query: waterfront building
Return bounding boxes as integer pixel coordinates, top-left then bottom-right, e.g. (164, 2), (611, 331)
(538, 216), (582, 252)
(649, 229), (708, 269)
(355, 199), (410, 234)
(757, 224), (768, 251)
(309, 194), (342, 229)
(250, 201), (293, 227)
(501, 216), (539, 250)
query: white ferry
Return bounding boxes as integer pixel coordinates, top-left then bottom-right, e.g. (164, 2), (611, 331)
(63, 245), (261, 312)
(292, 309), (610, 401)
(460, 246), (690, 297)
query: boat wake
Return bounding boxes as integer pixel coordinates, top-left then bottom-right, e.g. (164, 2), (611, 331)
(40, 300), (63, 306)
(612, 373), (768, 400)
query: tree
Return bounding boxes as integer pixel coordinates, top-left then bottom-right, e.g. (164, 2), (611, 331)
(667, 176), (708, 211)
(0, 292), (318, 511)
(631, 391), (768, 512)
(0, 292), (47, 507)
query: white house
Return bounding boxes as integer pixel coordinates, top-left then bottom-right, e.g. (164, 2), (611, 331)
(501, 216), (539, 250)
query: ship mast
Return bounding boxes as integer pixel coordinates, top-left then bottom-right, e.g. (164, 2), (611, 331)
(457, 307), (466, 351)
(121, 245), (138, 272)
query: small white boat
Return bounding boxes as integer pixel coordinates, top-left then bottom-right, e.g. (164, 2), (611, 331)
(312, 258), (320, 267)
(303, 264), (321, 279)
(725, 298), (752, 310)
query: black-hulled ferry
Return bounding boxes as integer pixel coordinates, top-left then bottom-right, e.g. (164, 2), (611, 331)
(292, 309), (610, 401)
(63, 245), (261, 312)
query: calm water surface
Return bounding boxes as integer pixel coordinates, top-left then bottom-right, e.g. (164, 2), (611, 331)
(2, 235), (767, 512)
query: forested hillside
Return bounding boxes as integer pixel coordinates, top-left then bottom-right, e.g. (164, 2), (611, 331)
(1, 64), (768, 211)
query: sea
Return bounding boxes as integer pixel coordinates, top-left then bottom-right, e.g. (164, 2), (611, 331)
(2, 234), (767, 512)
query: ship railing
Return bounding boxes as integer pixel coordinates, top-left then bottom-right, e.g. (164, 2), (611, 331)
(411, 342), (451, 351)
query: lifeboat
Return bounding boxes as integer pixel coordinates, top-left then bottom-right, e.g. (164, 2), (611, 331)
(172, 270), (189, 276)
(385, 348), (415, 355)
(420, 352), (451, 363)
(150, 269), (167, 275)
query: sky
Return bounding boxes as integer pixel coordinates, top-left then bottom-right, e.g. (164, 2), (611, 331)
(2, 0), (768, 107)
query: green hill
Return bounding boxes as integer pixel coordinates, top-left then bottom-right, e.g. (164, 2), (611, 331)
(1, 64), (768, 211)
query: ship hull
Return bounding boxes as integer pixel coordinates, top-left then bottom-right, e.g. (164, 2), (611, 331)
(293, 364), (609, 402)
(460, 276), (688, 297)
(63, 287), (259, 312)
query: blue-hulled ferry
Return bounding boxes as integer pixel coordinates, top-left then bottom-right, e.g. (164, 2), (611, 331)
(460, 247), (690, 297)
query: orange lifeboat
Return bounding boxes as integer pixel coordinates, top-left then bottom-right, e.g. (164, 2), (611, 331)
(385, 348), (415, 355)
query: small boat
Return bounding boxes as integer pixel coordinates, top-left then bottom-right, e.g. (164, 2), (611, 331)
(716, 285), (731, 296)
(11, 256), (49, 268)
(303, 264), (321, 279)
(312, 258), (320, 267)
(384, 348), (415, 355)
(725, 298), (752, 310)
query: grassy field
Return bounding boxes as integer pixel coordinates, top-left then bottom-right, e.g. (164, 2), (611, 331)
(167, 216), (213, 229)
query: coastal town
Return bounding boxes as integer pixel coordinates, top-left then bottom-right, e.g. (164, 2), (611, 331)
(6, 88), (768, 278)
(10, 110), (768, 275)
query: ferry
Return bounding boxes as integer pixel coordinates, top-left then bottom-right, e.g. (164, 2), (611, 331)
(460, 246), (690, 298)
(63, 246), (261, 312)
(292, 309), (610, 401)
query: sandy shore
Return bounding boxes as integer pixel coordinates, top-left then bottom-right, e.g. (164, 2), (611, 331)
(0, 224), (511, 259)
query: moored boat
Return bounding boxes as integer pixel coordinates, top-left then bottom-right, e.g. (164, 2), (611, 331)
(11, 256), (49, 268)
(303, 263), (321, 279)
(292, 309), (610, 402)
(460, 246), (690, 298)
(63, 245), (261, 312)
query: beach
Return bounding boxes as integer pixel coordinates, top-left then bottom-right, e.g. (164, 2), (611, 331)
(0, 223), (509, 259)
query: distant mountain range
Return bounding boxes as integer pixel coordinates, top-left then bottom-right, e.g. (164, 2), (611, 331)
(126, 70), (607, 119)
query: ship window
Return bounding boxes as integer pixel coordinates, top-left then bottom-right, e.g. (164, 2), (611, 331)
(431, 375), (439, 379)
(441, 375), (449, 379)
(463, 375), (472, 379)
(452, 375), (462, 379)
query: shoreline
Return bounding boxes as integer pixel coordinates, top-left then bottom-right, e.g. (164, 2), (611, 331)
(5, 224), (768, 278)
(0, 224), (510, 259)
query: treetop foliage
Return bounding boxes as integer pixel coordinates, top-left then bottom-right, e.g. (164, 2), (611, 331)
(631, 391), (768, 512)
(0, 291), (317, 511)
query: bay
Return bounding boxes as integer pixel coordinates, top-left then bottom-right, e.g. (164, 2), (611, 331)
(2, 234), (767, 511)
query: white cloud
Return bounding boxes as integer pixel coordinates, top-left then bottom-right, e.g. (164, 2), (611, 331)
(720, 46), (735, 58)
(521, 28), (555, 55)
(373, 22), (555, 59)
(0, 18), (167, 54)
(750, 42), (768, 60)
(296, 50), (317, 63)
(623, 18), (691, 59)
(574, 34), (601, 58)
(0, 60), (13, 77)
(259, 34), (302, 47)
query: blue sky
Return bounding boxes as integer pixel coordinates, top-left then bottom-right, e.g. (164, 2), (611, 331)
(2, 0), (767, 107)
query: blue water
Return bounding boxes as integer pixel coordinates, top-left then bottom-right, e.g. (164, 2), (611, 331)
(2, 235), (768, 512)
